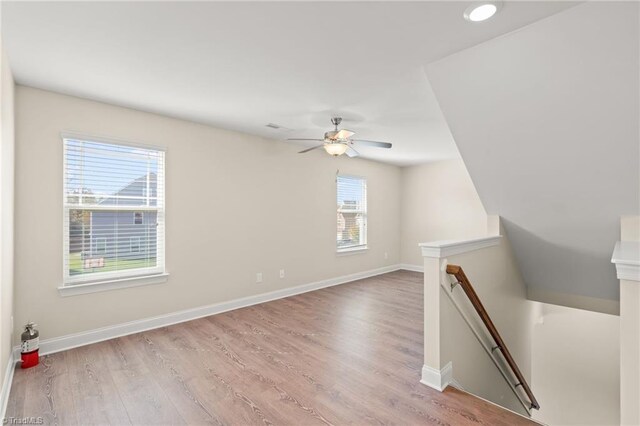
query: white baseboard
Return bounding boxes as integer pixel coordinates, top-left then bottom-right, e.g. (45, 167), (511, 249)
(420, 366), (534, 420)
(0, 351), (15, 421)
(449, 378), (464, 390)
(13, 264), (406, 359)
(398, 263), (424, 273)
(420, 362), (453, 392)
(452, 385), (536, 421)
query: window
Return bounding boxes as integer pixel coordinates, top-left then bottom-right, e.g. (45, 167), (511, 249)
(130, 236), (141, 253)
(134, 211), (143, 225)
(63, 136), (165, 286)
(336, 175), (367, 252)
(94, 238), (106, 254)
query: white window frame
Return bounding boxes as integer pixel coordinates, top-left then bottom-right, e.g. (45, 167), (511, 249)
(336, 174), (368, 253)
(60, 133), (167, 296)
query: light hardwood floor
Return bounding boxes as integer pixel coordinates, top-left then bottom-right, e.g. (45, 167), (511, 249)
(5, 270), (533, 425)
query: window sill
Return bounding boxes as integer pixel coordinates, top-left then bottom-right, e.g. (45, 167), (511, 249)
(58, 272), (169, 297)
(337, 246), (369, 256)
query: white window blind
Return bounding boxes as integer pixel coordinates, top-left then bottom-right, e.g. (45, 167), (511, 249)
(63, 136), (165, 285)
(337, 175), (367, 252)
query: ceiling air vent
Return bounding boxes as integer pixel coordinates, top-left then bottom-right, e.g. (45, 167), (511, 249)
(265, 123), (282, 129)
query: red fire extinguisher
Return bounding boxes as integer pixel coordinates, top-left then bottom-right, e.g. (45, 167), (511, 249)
(20, 322), (39, 369)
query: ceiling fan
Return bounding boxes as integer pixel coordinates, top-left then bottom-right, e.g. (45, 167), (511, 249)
(288, 117), (392, 157)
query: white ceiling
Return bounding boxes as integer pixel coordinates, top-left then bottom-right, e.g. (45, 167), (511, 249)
(2, 1), (577, 165)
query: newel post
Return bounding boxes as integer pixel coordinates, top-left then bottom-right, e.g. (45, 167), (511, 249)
(612, 216), (640, 425)
(419, 248), (452, 391)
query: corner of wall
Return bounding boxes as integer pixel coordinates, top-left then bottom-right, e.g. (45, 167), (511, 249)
(0, 34), (16, 420)
(399, 159), (488, 267)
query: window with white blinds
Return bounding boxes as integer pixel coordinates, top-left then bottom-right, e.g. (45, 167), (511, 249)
(63, 136), (165, 285)
(337, 175), (367, 252)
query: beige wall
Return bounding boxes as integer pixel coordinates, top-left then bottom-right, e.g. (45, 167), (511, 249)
(620, 216), (640, 425)
(400, 160), (486, 266)
(620, 279), (640, 425)
(531, 304), (620, 426)
(0, 46), (15, 383)
(621, 216), (640, 241)
(13, 86), (401, 342)
(439, 229), (535, 415)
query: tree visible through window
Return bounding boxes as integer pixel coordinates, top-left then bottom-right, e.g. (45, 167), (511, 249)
(337, 175), (367, 251)
(63, 136), (165, 285)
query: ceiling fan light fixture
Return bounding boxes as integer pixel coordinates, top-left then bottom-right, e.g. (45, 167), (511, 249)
(291, 117), (392, 157)
(324, 142), (349, 157)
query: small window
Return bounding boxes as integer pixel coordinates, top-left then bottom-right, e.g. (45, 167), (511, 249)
(130, 236), (141, 253)
(134, 212), (143, 225)
(94, 238), (107, 255)
(336, 175), (367, 252)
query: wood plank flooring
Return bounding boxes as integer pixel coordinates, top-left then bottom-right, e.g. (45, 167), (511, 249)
(5, 270), (534, 425)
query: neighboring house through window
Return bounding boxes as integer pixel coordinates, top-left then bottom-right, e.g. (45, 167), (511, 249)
(94, 238), (106, 254)
(130, 236), (141, 253)
(336, 175), (367, 252)
(134, 211), (143, 225)
(63, 135), (166, 285)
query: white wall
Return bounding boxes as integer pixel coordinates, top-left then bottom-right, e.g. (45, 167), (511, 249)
(13, 86), (402, 342)
(425, 2), (639, 312)
(421, 218), (537, 416)
(400, 160), (487, 266)
(0, 44), (15, 387)
(440, 229), (535, 415)
(532, 304), (620, 426)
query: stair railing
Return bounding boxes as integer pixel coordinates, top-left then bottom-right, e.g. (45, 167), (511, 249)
(446, 264), (540, 411)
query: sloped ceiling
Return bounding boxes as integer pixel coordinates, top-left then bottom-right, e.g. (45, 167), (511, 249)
(425, 2), (639, 310)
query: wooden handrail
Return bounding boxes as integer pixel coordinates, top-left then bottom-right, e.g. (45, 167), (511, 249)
(446, 264), (540, 410)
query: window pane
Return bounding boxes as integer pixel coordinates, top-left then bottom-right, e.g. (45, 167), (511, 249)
(64, 139), (161, 208)
(337, 176), (367, 250)
(67, 208), (158, 277)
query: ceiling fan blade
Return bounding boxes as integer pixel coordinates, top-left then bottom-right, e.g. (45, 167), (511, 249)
(287, 138), (324, 142)
(298, 144), (325, 154)
(352, 139), (392, 149)
(334, 129), (355, 140)
(346, 147), (360, 158)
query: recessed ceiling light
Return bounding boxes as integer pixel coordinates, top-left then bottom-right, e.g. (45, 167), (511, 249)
(464, 2), (501, 22)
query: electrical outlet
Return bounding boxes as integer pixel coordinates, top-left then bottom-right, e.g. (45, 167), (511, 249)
(384, 252), (389, 260)
(279, 269), (285, 279)
(256, 273), (263, 283)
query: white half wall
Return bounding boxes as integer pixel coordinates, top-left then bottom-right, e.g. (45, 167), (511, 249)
(421, 221), (537, 416)
(442, 236), (535, 415)
(13, 86), (402, 343)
